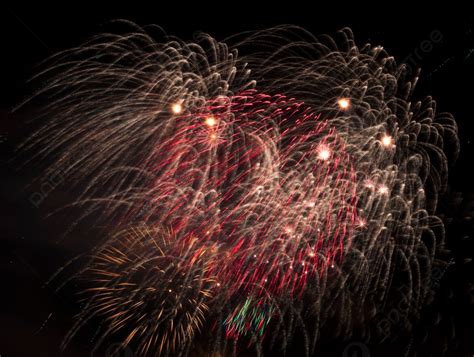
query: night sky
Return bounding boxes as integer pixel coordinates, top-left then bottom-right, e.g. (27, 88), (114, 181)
(1, 4), (473, 357)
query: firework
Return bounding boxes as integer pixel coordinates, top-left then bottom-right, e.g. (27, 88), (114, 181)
(65, 226), (215, 355)
(20, 23), (459, 355)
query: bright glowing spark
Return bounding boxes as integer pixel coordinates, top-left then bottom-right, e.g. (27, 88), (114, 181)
(205, 116), (217, 127)
(381, 134), (393, 148)
(337, 98), (350, 110)
(378, 185), (389, 195)
(171, 103), (183, 114)
(317, 145), (331, 161)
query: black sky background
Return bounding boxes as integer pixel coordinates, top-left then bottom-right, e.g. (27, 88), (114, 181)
(1, 4), (473, 356)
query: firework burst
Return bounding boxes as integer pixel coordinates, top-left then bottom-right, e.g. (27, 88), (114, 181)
(68, 226), (215, 355)
(19, 23), (459, 355)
